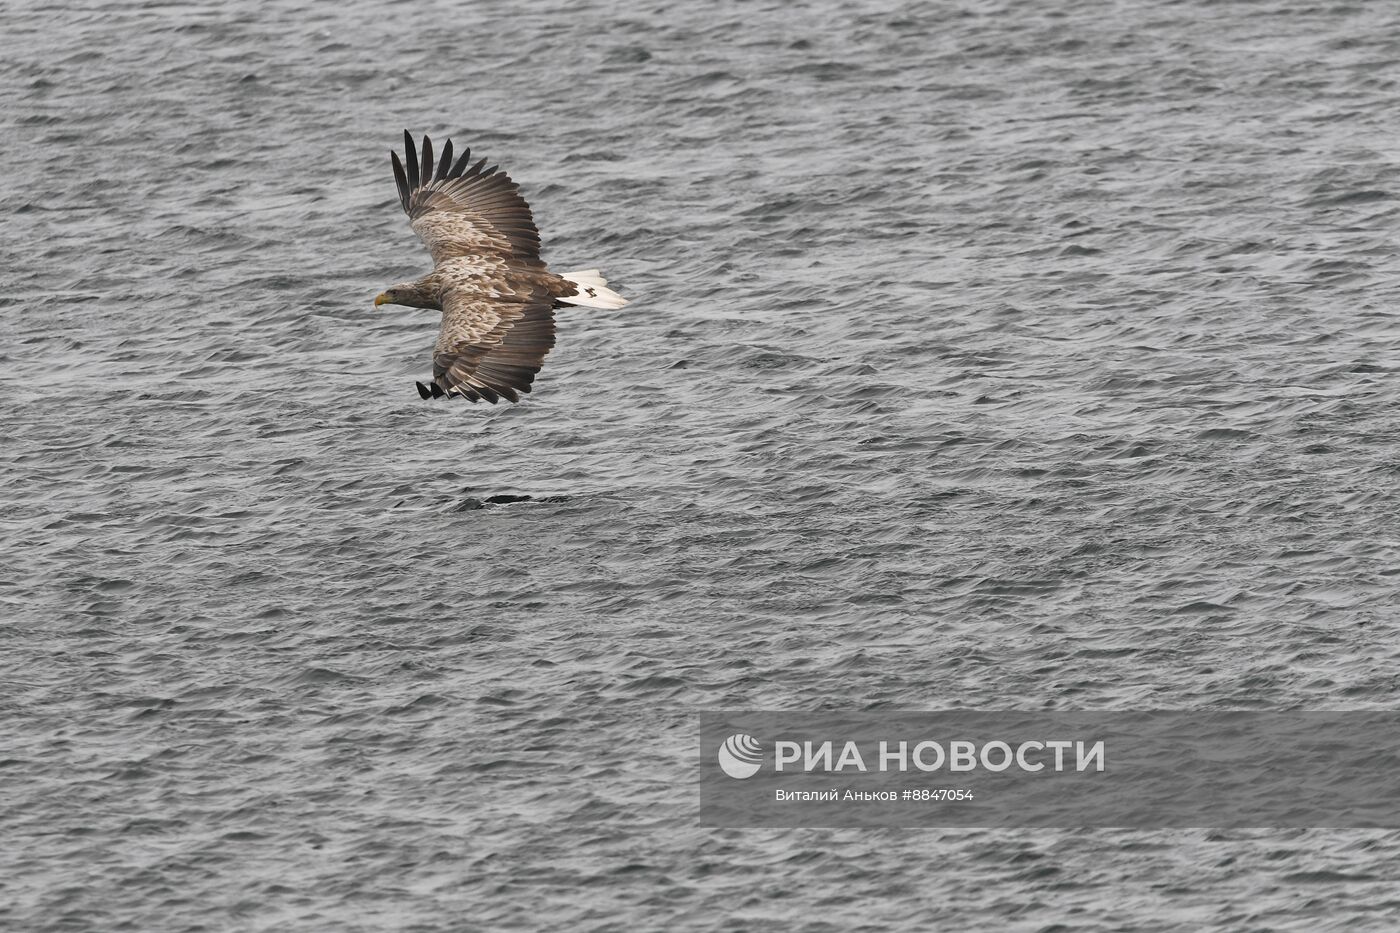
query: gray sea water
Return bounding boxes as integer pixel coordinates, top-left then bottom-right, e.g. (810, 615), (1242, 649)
(5, 0), (1400, 928)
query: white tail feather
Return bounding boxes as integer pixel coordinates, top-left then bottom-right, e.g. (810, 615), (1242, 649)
(560, 269), (628, 309)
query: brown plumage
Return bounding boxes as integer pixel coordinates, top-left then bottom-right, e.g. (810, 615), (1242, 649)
(375, 130), (627, 403)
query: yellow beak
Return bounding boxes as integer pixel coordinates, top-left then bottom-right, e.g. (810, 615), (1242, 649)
(374, 293), (388, 307)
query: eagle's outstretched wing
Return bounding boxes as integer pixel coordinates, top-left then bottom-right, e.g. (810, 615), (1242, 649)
(391, 131), (542, 266)
(424, 286), (557, 403)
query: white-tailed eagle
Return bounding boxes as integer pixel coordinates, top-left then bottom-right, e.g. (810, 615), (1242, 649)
(374, 131), (627, 403)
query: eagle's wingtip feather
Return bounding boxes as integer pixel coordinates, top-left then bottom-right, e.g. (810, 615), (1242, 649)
(437, 138), (453, 182)
(403, 131), (420, 191)
(391, 151), (410, 213)
(420, 134), (434, 189)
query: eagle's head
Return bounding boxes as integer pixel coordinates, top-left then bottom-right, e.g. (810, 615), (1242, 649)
(374, 281), (440, 310)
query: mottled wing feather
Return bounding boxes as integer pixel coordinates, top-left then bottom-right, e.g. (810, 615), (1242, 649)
(391, 131), (542, 266)
(432, 287), (557, 404)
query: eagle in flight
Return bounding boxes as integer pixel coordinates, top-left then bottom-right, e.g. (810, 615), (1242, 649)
(374, 131), (627, 403)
